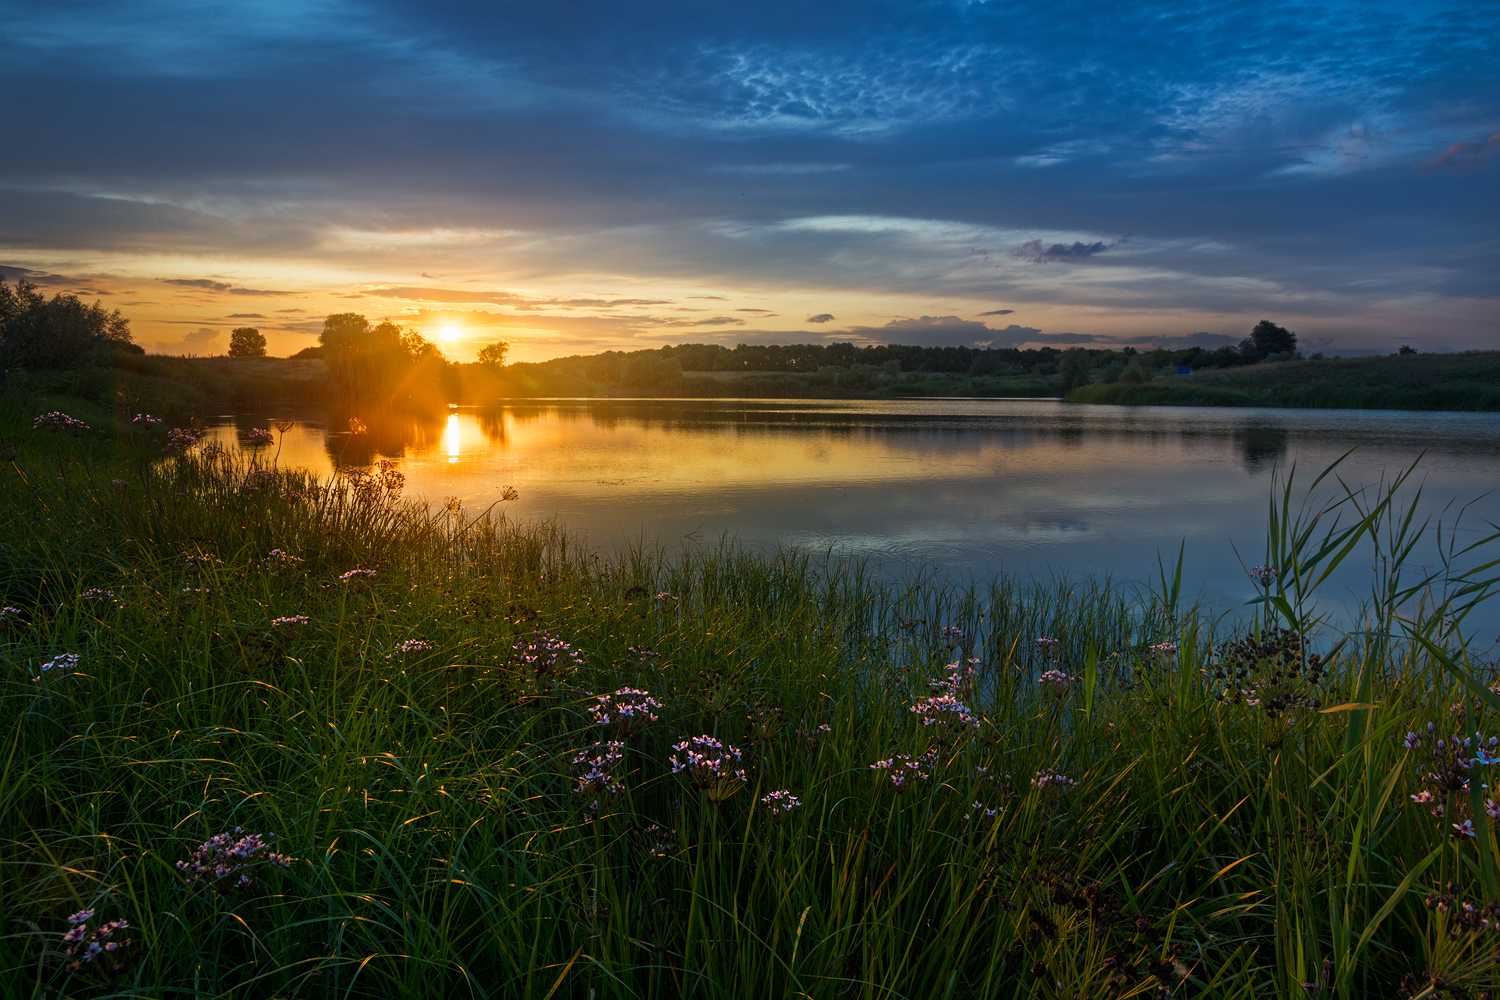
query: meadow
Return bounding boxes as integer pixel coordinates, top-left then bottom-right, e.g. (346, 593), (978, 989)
(4, 389), (1500, 999)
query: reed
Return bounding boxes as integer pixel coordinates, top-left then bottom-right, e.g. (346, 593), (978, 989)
(2, 390), (1499, 998)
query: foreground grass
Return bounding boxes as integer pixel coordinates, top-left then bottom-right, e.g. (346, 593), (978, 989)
(1068, 352), (1500, 411)
(3, 393), (1500, 999)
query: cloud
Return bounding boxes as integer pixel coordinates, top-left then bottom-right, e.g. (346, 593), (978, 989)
(369, 285), (672, 310)
(735, 307), (774, 313)
(1418, 133), (1500, 172)
(978, 309), (1014, 316)
(161, 278), (293, 295)
(806, 313), (835, 323)
(227, 313), (265, 318)
(151, 326), (222, 355)
(1009, 239), (1116, 264)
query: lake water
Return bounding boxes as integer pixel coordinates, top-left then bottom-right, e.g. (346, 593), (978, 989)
(206, 399), (1500, 640)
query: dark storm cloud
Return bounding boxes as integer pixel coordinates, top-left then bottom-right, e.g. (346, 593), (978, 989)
(0, 0), (1496, 342)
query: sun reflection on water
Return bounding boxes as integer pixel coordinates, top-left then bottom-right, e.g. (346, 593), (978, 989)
(445, 414), (460, 463)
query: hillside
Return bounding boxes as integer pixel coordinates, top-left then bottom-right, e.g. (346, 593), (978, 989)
(1066, 351), (1500, 411)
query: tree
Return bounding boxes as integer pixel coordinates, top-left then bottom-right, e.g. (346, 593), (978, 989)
(317, 313), (446, 399)
(1056, 346), (1091, 395)
(0, 277), (134, 371)
(476, 340), (510, 367)
(1241, 320), (1298, 363)
(228, 327), (267, 357)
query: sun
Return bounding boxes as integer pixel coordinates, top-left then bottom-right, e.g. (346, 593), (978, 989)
(439, 325), (463, 342)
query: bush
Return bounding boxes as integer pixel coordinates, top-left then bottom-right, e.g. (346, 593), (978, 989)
(0, 277), (135, 372)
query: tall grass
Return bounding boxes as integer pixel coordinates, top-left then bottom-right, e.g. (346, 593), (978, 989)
(3, 391), (1499, 998)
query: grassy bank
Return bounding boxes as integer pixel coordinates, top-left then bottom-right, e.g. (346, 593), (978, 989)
(1067, 352), (1500, 411)
(4, 392), (1500, 998)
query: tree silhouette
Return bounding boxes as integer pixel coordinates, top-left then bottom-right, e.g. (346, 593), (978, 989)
(228, 327), (267, 357)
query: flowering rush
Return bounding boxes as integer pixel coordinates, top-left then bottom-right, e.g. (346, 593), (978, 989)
(1038, 669), (1074, 697)
(589, 687), (663, 736)
(761, 789), (802, 819)
(32, 652), (80, 683)
(339, 568), (377, 582)
(1036, 636), (1061, 649)
(131, 412), (163, 427)
(870, 749), (938, 792)
(1032, 768), (1078, 794)
(671, 735), (747, 791)
(570, 740), (626, 813)
(163, 427), (199, 454)
(264, 549), (304, 567)
(908, 693), (980, 732)
(514, 631), (583, 676)
(32, 411), (91, 434)
(1148, 642), (1179, 655)
(60, 909), (133, 977)
(1249, 565), (1278, 588)
(930, 658), (980, 695)
(177, 828), (293, 890)
(270, 615), (310, 629)
(245, 427), (275, 446)
(80, 588), (114, 604)
(386, 639), (435, 659)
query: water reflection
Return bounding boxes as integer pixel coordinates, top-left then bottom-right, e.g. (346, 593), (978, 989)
(203, 399), (1500, 633)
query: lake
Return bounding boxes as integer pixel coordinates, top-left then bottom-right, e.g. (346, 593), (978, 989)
(206, 399), (1500, 640)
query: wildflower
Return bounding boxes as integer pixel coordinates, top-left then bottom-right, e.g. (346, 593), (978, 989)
(59, 910), (134, 978)
(183, 553), (221, 571)
(965, 801), (1002, 821)
(131, 413), (163, 427)
(1038, 669), (1074, 697)
(339, 568), (377, 582)
(908, 693), (980, 733)
(163, 427), (199, 454)
(1148, 642), (1179, 655)
(180, 586), (208, 595)
(109, 479), (127, 488)
(570, 740), (626, 813)
(930, 658), (979, 695)
(761, 789), (802, 820)
(239, 469), (279, 493)
(1036, 636), (1060, 648)
(264, 549), (304, 567)
(938, 625), (968, 650)
(796, 720), (832, 752)
(1453, 819), (1477, 838)
(386, 639), (435, 659)
(870, 749), (938, 792)
(32, 411), (91, 434)
(0, 605), (23, 631)
(200, 441), (227, 460)
(32, 652), (80, 683)
(80, 588), (114, 604)
(270, 615), (310, 629)
(626, 644), (660, 660)
(1032, 768), (1077, 794)
(513, 632), (583, 676)
(177, 828), (293, 890)
(653, 592), (678, 606)
(281, 490), (303, 501)
(589, 687), (663, 736)
(1249, 565), (1278, 588)
(245, 427), (275, 447)
(671, 735), (748, 798)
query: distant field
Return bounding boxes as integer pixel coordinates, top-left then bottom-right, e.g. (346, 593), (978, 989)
(1068, 351), (1500, 411)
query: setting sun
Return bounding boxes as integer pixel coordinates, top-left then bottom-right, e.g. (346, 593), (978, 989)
(439, 325), (462, 342)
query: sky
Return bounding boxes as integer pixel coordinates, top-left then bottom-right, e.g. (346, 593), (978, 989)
(1, 0), (1496, 362)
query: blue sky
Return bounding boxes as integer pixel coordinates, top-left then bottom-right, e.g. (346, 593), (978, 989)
(1, 0), (1495, 359)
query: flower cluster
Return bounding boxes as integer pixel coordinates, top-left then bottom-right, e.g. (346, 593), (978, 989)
(183, 553), (222, 572)
(131, 413), (163, 427)
(163, 427), (199, 454)
(386, 639), (435, 659)
(32, 652), (80, 683)
(270, 615), (310, 629)
(264, 549), (303, 567)
(653, 592), (678, 606)
(1032, 768), (1078, 795)
(1209, 628), (1325, 719)
(761, 789), (802, 820)
(938, 625), (968, 650)
(589, 687), (663, 736)
(60, 909), (133, 978)
(0, 606), (22, 631)
(672, 735), (747, 798)
(81, 588), (115, 604)
(1148, 642), (1179, 655)
(1038, 669), (1074, 697)
(514, 631), (583, 677)
(796, 720), (833, 752)
(339, 568), (377, 582)
(908, 693), (981, 735)
(1036, 636), (1060, 649)
(200, 441), (227, 461)
(33, 411), (91, 434)
(1403, 724), (1500, 833)
(1423, 885), (1500, 939)
(1249, 565), (1279, 588)
(239, 469), (280, 494)
(245, 427), (275, 447)
(930, 657), (979, 696)
(571, 741), (626, 813)
(870, 749), (938, 792)
(177, 828), (292, 890)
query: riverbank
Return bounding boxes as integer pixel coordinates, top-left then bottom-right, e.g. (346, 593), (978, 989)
(1066, 351), (1500, 411)
(5, 390), (1500, 997)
